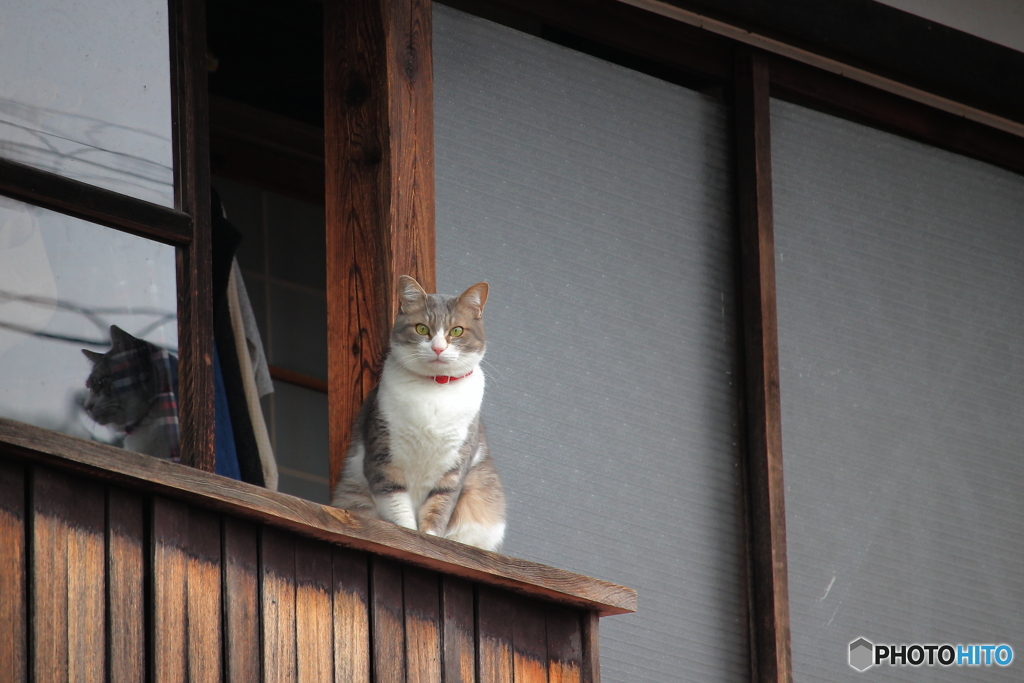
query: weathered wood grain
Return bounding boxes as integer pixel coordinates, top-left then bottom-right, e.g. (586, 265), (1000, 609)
(32, 468), (106, 683)
(152, 497), (189, 683)
(405, 568), (442, 683)
(0, 422), (636, 616)
(170, 0), (215, 472)
(0, 461), (27, 683)
(546, 607), (582, 683)
(371, 557), (406, 683)
(295, 538), (335, 683)
(65, 477), (107, 683)
(262, 526), (298, 683)
(224, 517), (261, 683)
(108, 488), (146, 683)
(32, 471), (69, 682)
(580, 612), (600, 683)
(512, 600), (548, 683)
(333, 548), (371, 683)
(441, 577), (476, 683)
(477, 588), (514, 683)
(187, 508), (223, 683)
(324, 0), (437, 491)
(735, 48), (793, 683)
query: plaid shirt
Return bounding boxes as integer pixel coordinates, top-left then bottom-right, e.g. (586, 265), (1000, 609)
(105, 340), (180, 462)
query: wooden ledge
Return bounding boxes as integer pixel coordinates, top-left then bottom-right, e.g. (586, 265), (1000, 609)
(0, 417), (636, 616)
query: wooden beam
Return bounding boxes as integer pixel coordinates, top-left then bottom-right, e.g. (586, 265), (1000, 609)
(170, 0), (216, 472)
(734, 48), (792, 683)
(324, 0), (437, 491)
(768, 54), (1024, 178)
(0, 157), (193, 246)
(0, 418), (637, 617)
(654, 0), (1024, 126)
(442, 0), (732, 88)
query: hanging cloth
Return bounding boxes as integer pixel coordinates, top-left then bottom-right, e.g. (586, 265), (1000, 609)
(227, 261), (278, 490)
(213, 343), (241, 480)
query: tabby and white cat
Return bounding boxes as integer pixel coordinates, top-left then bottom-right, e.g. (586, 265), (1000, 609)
(82, 325), (180, 460)
(331, 275), (506, 551)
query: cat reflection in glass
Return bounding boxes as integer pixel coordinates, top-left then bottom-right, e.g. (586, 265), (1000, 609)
(331, 276), (506, 552)
(82, 325), (180, 461)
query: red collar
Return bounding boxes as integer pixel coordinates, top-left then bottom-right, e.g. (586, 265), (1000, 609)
(430, 370), (473, 384)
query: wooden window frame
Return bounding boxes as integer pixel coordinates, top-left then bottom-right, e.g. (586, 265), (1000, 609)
(2, 0), (1022, 681)
(0, 0), (215, 471)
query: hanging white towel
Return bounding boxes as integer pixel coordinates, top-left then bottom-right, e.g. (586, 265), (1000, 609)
(227, 262), (278, 490)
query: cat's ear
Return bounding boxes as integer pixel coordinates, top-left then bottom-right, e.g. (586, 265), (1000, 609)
(109, 325), (128, 348)
(457, 282), (489, 319)
(82, 349), (104, 364)
(397, 275), (428, 314)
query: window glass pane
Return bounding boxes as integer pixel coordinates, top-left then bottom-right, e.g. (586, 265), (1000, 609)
(435, 6), (744, 682)
(0, 0), (174, 206)
(774, 98), (1024, 679)
(0, 195), (178, 455)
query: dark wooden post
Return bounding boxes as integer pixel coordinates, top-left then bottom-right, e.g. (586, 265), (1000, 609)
(735, 48), (793, 683)
(324, 0), (436, 491)
(170, 0), (216, 472)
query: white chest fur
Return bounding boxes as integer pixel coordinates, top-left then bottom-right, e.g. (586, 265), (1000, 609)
(377, 362), (484, 506)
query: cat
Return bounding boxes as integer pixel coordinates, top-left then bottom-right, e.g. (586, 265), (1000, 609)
(331, 275), (506, 551)
(82, 325), (180, 461)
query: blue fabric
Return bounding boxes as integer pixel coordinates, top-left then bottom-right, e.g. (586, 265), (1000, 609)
(213, 344), (241, 480)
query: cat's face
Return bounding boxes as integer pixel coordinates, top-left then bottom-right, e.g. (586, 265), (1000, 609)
(389, 276), (488, 378)
(82, 326), (156, 428)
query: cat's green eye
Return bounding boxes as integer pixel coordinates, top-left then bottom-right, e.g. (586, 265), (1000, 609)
(415, 323), (430, 336)
(449, 326), (464, 338)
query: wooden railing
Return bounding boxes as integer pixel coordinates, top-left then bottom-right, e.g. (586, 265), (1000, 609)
(0, 417), (635, 683)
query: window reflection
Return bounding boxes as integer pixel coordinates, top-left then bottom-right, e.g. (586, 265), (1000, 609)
(0, 0), (174, 206)
(0, 195), (178, 454)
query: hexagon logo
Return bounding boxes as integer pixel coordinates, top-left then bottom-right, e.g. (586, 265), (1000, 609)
(849, 638), (875, 671)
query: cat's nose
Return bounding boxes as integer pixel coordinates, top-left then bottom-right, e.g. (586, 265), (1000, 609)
(432, 344), (446, 356)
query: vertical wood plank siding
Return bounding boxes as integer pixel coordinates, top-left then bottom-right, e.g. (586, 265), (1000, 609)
(7, 459), (602, 683)
(324, 0), (437, 491)
(371, 558), (407, 683)
(441, 578), (477, 683)
(734, 49), (793, 683)
(187, 508), (223, 683)
(32, 469), (106, 682)
(108, 488), (146, 683)
(477, 588), (515, 683)
(0, 461), (27, 683)
(546, 608), (583, 683)
(261, 527), (298, 683)
(295, 538), (336, 682)
(512, 601), (549, 683)
(224, 518), (262, 683)
(404, 568), (443, 683)
(332, 548), (372, 683)
(152, 498), (189, 683)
